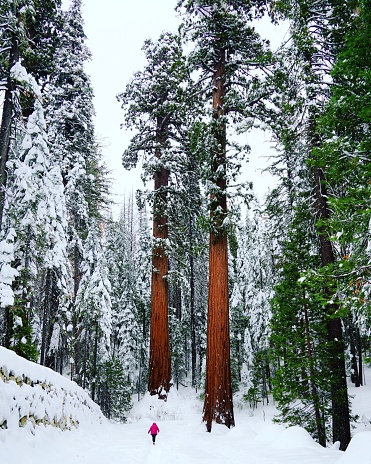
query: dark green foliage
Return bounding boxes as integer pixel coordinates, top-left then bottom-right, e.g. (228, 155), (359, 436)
(95, 357), (132, 422)
(270, 209), (331, 444)
(8, 308), (38, 363)
(315, 0), (371, 260)
(243, 386), (261, 409)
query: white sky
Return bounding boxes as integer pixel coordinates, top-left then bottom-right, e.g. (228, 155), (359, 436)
(64, 1), (288, 215)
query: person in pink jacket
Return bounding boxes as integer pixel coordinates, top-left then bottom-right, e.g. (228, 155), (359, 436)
(148, 422), (160, 445)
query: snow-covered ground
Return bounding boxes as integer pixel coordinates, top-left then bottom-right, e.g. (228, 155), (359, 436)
(1, 348), (371, 464)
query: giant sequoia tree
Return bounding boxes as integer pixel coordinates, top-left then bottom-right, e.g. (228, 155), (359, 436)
(118, 32), (188, 397)
(177, 0), (273, 431)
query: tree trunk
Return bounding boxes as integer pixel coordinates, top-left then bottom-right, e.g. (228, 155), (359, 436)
(91, 320), (99, 401)
(189, 219), (196, 388)
(348, 314), (360, 387)
(203, 49), (234, 431)
(148, 120), (171, 397)
(313, 157), (351, 451)
(303, 303), (326, 446)
(0, 36), (19, 231)
(356, 326), (363, 386)
(40, 270), (52, 366)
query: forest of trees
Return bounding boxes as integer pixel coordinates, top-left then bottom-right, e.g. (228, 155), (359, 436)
(0, 0), (370, 451)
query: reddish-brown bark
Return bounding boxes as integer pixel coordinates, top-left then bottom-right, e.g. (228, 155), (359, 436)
(203, 230), (235, 430)
(148, 124), (172, 397)
(203, 49), (235, 431)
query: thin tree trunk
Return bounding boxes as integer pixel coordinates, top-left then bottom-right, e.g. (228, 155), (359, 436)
(0, 36), (19, 231)
(82, 319), (88, 390)
(348, 313), (360, 387)
(303, 303), (326, 446)
(313, 157), (351, 450)
(356, 326), (363, 386)
(203, 48), (234, 431)
(40, 270), (51, 366)
(148, 120), (171, 397)
(91, 320), (99, 401)
(72, 240), (81, 378)
(0, 35), (20, 345)
(189, 220), (196, 388)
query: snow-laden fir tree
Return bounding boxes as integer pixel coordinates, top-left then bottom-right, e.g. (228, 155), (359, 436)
(44, 0), (109, 375)
(0, 0), (62, 229)
(45, 0), (105, 277)
(132, 206), (152, 398)
(2, 97), (68, 362)
(75, 221), (112, 400)
(106, 202), (141, 391)
(230, 204), (276, 399)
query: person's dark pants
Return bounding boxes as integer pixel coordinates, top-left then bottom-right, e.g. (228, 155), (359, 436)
(151, 434), (157, 444)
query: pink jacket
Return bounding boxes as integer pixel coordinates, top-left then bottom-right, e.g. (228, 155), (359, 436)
(148, 423), (160, 435)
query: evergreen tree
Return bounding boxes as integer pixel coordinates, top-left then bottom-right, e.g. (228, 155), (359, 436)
(118, 31), (188, 397)
(132, 206), (152, 398)
(106, 203), (141, 392)
(45, 0), (109, 376)
(0, 0), (61, 229)
(231, 206), (275, 399)
(95, 357), (132, 422)
(268, 0), (356, 448)
(177, 0), (274, 431)
(75, 221), (112, 399)
(270, 206), (329, 446)
(315, 0), (371, 348)
(3, 98), (69, 362)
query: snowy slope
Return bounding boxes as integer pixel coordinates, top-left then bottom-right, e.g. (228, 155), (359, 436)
(0, 347), (103, 433)
(1, 347), (371, 464)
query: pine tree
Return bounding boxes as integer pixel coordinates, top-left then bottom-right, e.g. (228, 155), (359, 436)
(231, 206), (275, 399)
(3, 99), (62, 360)
(270, 206), (329, 446)
(95, 357), (132, 422)
(268, 0), (356, 449)
(0, 0), (61, 229)
(45, 0), (109, 376)
(315, 0), (371, 351)
(75, 221), (112, 399)
(106, 203), (142, 392)
(133, 206), (152, 398)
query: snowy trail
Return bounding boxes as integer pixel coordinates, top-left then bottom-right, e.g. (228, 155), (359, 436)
(1, 349), (370, 463)
(5, 411), (343, 464)
(3, 373), (371, 464)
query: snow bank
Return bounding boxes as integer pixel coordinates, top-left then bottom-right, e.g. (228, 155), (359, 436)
(255, 423), (285, 442)
(337, 432), (371, 464)
(269, 425), (323, 450)
(0, 347), (104, 433)
(128, 386), (201, 422)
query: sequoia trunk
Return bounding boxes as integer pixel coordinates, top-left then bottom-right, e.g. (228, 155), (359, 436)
(148, 122), (171, 397)
(203, 49), (234, 431)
